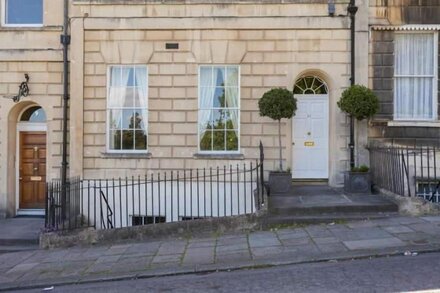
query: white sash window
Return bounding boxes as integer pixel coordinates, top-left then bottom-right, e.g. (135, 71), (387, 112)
(394, 32), (438, 120)
(107, 65), (148, 152)
(3, 0), (43, 26)
(198, 66), (240, 153)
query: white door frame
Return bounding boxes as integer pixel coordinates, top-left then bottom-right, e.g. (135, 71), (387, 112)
(16, 122), (47, 216)
(291, 94), (330, 179)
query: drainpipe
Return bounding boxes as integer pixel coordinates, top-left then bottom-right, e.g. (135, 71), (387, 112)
(348, 0), (358, 169)
(61, 0), (70, 216)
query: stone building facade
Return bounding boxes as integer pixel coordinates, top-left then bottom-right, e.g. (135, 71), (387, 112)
(368, 1), (440, 145)
(0, 0), (371, 218)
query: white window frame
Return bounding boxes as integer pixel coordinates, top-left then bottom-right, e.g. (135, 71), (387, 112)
(106, 65), (149, 154)
(393, 31), (438, 121)
(1, 0), (44, 27)
(198, 65), (241, 154)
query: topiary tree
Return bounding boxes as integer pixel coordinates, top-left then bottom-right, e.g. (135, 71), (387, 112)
(259, 88), (297, 171)
(337, 85), (379, 121)
(337, 85), (379, 170)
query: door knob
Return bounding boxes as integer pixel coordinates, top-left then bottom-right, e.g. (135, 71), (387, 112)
(307, 132), (311, 136)
(19, 177), (23, 180)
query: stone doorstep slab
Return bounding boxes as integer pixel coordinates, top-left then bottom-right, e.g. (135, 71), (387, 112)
(1, 244), (440, 292)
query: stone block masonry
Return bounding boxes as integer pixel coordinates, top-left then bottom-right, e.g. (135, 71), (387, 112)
(82, 27), (351, 182)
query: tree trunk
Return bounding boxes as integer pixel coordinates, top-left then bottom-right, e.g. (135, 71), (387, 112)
(278, 119), (282, 171)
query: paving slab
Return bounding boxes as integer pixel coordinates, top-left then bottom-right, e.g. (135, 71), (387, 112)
(343, 237), (406, 250)
(383, 225), (415, 234)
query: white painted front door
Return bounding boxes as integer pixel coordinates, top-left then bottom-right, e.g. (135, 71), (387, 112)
(292, 95), (329, 179)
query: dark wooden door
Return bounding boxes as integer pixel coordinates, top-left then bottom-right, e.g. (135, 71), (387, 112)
(19, 132), (46, 209)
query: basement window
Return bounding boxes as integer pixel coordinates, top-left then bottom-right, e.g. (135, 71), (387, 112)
(180, 217), (205, 221)
(416, 181), (440, 203)
(131, 216), (166, 226)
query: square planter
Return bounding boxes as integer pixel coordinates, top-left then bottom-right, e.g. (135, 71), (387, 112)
(268, 171), (292, 195)
(344, 171), (371, 194)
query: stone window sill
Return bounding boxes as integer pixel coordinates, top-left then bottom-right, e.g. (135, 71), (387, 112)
(387, 121), (440, 128)
(0, 26), (62, 31)
(101, 152), (152, 159)
(193, 153), (245, 160)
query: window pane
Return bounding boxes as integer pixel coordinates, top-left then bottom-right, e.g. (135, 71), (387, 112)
(213, 87), (225, 108)
(20, 106), (46, 122)
(200, 131), (212, 151)
(212, 131), (225, 151)
(395, 33), (434, 76)
(6, 0), (42, 24)
(109, 110), (122, 129)
(395, 77), (433, 120)
(212, 109), (225, 130)
(226, 131), (239, 151)
(110, 67), (122, 86)
(225, 87), (238, 108)
(134, 130), (147, 150)
(133, 110), (147, 130)
(125, 68), (135, 87)
(199, 110), (212, 132)
(121, 130), (134, 150)
(214, 67), (225, 87)
(122, 88), (135, 108)
(225, 110), (238, 130)
(226, 67), (239, 87)
(122, 110), (134, 129)
(110, 130), (121, 150)
(108, 88), (124, 108)
(200, 67), (212, 88)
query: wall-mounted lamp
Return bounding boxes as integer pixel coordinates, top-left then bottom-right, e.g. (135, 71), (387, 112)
(2, 74), (30, 103)
(328, 0), (335, 16)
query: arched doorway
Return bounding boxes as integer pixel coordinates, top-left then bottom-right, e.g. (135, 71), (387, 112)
(291, 76), (329, 179)
(16, 106), (47, 215)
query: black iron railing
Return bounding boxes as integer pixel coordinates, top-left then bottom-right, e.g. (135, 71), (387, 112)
(45, 176), (81, 231)
(45, 144), (266, 231)
(369, 144), (440, 203)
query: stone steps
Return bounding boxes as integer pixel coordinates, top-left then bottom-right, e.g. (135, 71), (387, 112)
(261, 212), (399, 227)
(266, 185), (399, 226)
(269, 196), (398, 215)
(0, 244), (38, 254)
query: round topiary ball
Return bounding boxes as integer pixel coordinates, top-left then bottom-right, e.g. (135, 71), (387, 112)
(337, 85), (379, 120)
(258, 88), (297, 121)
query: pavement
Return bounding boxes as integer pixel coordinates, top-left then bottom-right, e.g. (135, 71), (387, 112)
(1, 215), (440, 291)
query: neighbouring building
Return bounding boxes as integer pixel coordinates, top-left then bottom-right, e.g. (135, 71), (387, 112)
(368, 1), (440, 146)
(1, 0), (375, 219)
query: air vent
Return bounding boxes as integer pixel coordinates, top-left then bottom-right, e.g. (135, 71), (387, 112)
(165, 43), (179, 50)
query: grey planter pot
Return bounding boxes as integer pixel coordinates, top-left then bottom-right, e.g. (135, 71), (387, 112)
(268, 171), (292, 195)
(344, 171), (371, 194)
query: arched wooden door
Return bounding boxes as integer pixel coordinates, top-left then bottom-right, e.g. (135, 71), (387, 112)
(17, 106), (47, 211)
